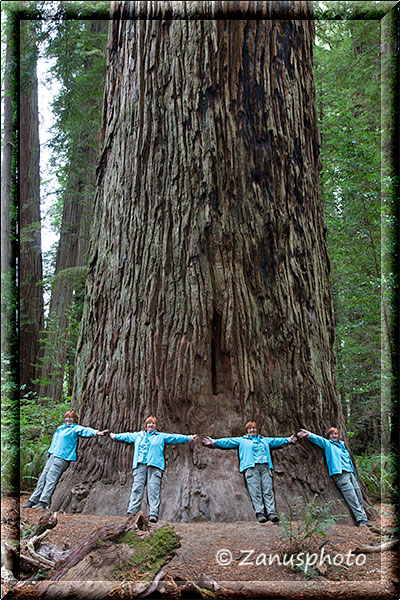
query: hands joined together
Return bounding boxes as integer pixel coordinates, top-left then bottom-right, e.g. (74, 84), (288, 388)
(95, 429), (109, 436)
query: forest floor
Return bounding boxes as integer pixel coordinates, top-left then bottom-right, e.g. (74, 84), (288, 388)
(1, 495), (398, 599)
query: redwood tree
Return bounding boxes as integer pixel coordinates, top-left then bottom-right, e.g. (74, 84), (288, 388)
(54, 1), (357, 521)
(1, 25), (14, 357)
(19, 18), (44, 396)
(38, 19), (107, 405)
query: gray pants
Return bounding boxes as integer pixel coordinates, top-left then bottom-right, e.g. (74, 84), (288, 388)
(244, 463), (277, 517)
(332, 470), (368, 523)
(29, 454), (69, 505)
(128, 463), (163, 517)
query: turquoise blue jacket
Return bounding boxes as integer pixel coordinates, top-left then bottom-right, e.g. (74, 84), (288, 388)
(213, 435), (291, 472)
(48, 423), (99, 461)
(114, 430), (191, 471)
(308, 433), (355, 476)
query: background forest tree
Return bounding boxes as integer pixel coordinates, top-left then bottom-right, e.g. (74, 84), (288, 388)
(1, 1), (397, 507)
(313, 3), (397, 458)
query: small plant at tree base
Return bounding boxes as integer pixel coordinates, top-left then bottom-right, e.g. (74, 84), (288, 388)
(32, 568), (49, 582)
(292, 562), (320, 580)
(279, 496), (345, 553)
(21, 524), (36, 539)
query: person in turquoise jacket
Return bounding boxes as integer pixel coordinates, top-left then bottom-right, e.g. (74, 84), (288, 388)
(297, 427), (371, 527)
(110, 416), (198, 522)
(23, 410), (108, 510)
(202, 421), (297, 523)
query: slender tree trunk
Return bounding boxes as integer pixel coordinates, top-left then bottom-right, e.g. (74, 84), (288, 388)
(1, 19), (20, 496)
(381, 6), (398, 451)
(1, 30), (14, 359)
(37, 150), (95, 403)
(54, 2), (357, 522)
(19, 20), (44, 397)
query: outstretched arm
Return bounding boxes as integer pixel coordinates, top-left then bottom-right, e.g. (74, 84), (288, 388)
(109, 432), (137, 443)
(203, 436), (241, 449)
(163, 433), (196, 445)
(267, 436), (296, 449)
(75, 425), (103, 438)
(95, 429), (109, 436)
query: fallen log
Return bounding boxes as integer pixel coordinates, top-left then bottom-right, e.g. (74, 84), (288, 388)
(352, 538), (399, 554)
(47, 510), (150, 581)
(11, 512), (179, 600)
(16, 512), (60, 573)
(22, 530), (56, 569)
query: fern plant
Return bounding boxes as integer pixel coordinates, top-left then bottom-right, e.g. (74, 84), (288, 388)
(279, 496), (345, 552)
(20, 442), (51, 492)
(354, 451), (397, 501)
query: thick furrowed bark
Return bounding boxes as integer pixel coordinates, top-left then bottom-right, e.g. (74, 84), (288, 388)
(53, 2), (364, 522)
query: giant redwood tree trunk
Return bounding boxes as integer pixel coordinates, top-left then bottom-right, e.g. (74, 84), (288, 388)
(54, 1), (353, 521)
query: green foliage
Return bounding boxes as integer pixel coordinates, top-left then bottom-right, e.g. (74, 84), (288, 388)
(314, 9), (395, 453)
(34, 266), (87, 399)
(1, 444), (19, 494)
(21, 524), (36, 539)
(43, 15), (108, 236)
(314, 1), (398, 20)
(52, 266), (88, 287)
(20, 221), (42, 247)
(20, 442), (51, 492)
(354, 451), (397, 501)
(34, 10), (108, 404)
(2, 355), (70, 492)
(1, 357), (18, 435)
(45, 1), (110, 19)
(19, 393), (70, 442)
(279, 496), (345, 553)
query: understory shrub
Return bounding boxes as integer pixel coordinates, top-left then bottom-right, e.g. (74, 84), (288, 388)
(279, 496), (345, 553)
(354, 451), (397, 502)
